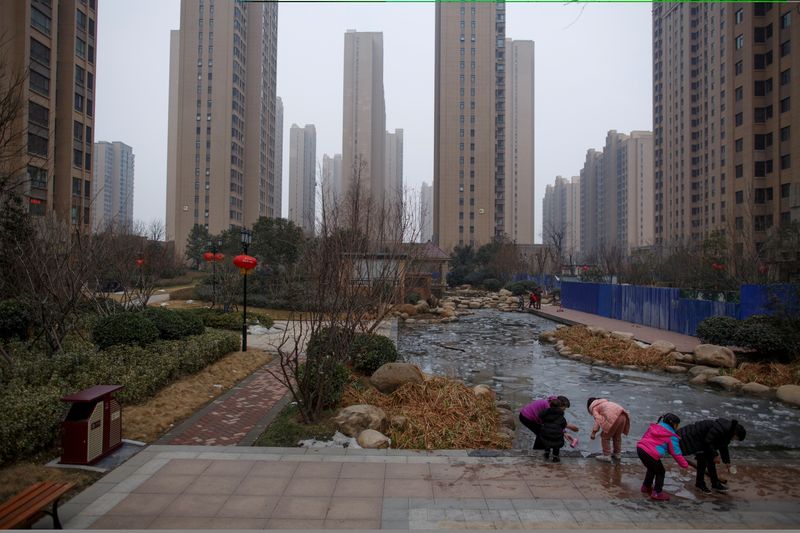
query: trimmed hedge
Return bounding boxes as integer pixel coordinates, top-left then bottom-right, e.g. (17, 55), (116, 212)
(0, 330), (240, 465)
(695, 315), (739, 346)
(505, 281), (540, 296)
(92, 312), (160, 349)
(348, 333), (398, 375)
(185, 308), (274, 331)
(482, 278), (503, 292)
(297, 357), (350, 409)
(143, 308), (205, 340)
(696, 314), (799, 362)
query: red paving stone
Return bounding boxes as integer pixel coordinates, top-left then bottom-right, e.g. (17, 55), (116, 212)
(168, 363), (288, 445)
(534, 304), (700, 353)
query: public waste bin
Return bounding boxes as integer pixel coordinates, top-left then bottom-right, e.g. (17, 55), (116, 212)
(60, 385), (123, 465)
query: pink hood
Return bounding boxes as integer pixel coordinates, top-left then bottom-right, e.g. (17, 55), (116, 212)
(589, 399), (630, 435)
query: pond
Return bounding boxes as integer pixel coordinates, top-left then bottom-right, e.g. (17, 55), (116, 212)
(398, 309), (800, 453)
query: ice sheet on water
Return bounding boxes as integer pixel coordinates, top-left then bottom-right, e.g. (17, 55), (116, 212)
(673, 400), (683, 404)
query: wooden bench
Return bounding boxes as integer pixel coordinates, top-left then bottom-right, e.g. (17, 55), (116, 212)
(0, 481), (75, 530)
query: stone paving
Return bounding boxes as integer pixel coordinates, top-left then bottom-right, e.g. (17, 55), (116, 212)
(532, 304), (700, 353)
(59, 446), (800, 530)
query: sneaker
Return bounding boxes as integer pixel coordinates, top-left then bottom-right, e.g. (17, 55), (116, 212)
(595, 455), (612, 463)
(695, 484), (712, 495)
(712, 483), (729, 493)
(552, 456), (561, 463)
(650, 490), (670, 501)
(611, 453), (621, 461)
(640, 484), (652, 494)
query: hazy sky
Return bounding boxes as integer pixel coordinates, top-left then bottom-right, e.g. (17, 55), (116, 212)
(95, 1), (652, 243)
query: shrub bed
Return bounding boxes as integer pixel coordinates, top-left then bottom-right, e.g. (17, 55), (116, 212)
(348, 333), (398, 375)
(185, 308), (274, 331)
(696, 314), (800, 363)
(143, 308), (205, 340)
(0, 300), (30, 341)
(92, 312), (160, 349)
(0, 330), (239, 465)
(504, 281), (539, 296)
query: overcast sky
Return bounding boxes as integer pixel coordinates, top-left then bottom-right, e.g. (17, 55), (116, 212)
(95, 1), (652, 243)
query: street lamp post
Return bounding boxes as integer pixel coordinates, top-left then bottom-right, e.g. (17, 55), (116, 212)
(235, 228), (255, 352)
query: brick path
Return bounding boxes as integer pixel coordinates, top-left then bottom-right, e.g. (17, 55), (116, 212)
(532, 304), (700, 353)
(167, 362), (289, 446)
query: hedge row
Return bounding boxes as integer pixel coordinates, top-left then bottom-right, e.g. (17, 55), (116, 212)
(0, 330), (240, 465)
(696, 314), (800, 362)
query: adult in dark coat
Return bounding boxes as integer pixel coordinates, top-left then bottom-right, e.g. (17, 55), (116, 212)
(677, 418), (747, 493)
(533, 406), (567, 462)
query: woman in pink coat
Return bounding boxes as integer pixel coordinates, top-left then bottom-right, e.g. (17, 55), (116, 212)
(587, 397), (630, 462)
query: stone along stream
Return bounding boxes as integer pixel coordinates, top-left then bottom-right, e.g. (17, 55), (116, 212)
(398, 309), (800, 453)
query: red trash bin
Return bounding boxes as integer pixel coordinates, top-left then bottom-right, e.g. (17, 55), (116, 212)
(60, 385), (123, 465)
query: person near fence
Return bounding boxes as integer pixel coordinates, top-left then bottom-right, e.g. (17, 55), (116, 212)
(677, 418), (747, 494)
(587, 397), (631, 462)
(636, 413), (692, 501)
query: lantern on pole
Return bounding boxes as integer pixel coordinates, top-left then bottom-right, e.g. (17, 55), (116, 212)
(233, 254), (257, 275)
(214, 252), (224, 262)
(135, 258), (144, 268)
(237, 229), (255, 351)
(203, 252), (214, 262)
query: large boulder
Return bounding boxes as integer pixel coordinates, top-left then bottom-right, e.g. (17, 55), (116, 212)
(649, 340), (676, 356)
(688, 365), (721, 378)
(587, 326), (608, 337)
(390, 415), (408, 431)
(741, 382), (771, 396)
(394, 304), (417, 317)
(370, 363), (425, 394)
(776, 385), (800, 407)
(333, 405), (388, 437)
(357, 429), (390, 449)
(499, 289), (512, 297)
(689, 374), (709, 385)
(694, 344), (737, 368)
(415, 300), (430, 314)
(497, 409), (516, 430)
(611, 331), (635, 342)
(665, 366), (688, 374)
(473, 384), (495, 400)
(673, 352), (696, 363)
(707, 375), (743, 392)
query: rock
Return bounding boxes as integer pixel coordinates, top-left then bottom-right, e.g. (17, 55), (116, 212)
(357, 429), (390, 449)
(405, 318), (416, 324)
(587, 326), (607, 336)
(441, 307), (456, 318)
(468, 301), (481, 309)
(611, 331), (635, 342)
(673, 352), (695, 363)
(568, 354), (584, 361)
(622, 365), (639, 371)
(688, 365), (721, 378)
(592, 359), (607, 366)
(333, 405), (388, 437)
(694, 344), (737, 368)
(506, 297), (517, 305)
(776, 385), (800, 407)
(555, 340), (565, 350)
(499, 289), (512, 297)
(741, 382), (771, 396)
(390, 415), (408, 431)
(689, 374), (709, 385)
(538, 332), (555, 343)
(580, 356), (595, 364)
(555, 325), (567, 330)
(707, 375), (743, 391)
(559, 350), (573, 357)
(473, 384), (496, 401)
(649, 340), (676, 356)
(496, 427), (516, 441)
(665, 365), (688, 374)
(497, 409), (516, 430)
(495, 400), (511, 410)
(415, 300), (430, 314)
(370, 363), (425, 394)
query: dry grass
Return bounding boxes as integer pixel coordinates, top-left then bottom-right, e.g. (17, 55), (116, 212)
(553, 326), (676, 368)
(124, 349), (272, 442)
(341, 377), (510, 450)
(0, 462), (102, 506)
(730, 361), (800, 387)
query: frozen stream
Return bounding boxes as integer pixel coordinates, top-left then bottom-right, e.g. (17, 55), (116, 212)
(398, 309), (800, 453)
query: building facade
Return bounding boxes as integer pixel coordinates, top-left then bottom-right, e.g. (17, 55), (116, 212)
(288, 124), (316, 233)
(342, 30), (386, 205)
(542, 175), (580, 260)
(653, 3), (799, 253)
(321, 153), (343, 220)
(0, 0), (99, 227)
(420, 181), (433, 243)
(384, 128), (403, 203)
(505, 39), (535, 245)
(166, 0), (279, 254)
(273, 96), (284, 218)
(579, 149), (603, 256)
(92, 141), (134, 231)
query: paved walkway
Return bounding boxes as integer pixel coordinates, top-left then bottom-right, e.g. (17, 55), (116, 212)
(59, 446), (800, 530)
(532, 304), (700, 353)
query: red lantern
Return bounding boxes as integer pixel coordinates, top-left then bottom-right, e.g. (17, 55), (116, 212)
(582, 265), (589, 272)
(135, 258), (144, 268)
(233, 254), (258, 275)
(203, 252), (214, 262)
(758, 264), (768, 274)
(214, 252), (224, 262)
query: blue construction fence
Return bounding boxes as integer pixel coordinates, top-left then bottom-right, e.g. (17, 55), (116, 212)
(560, 282), (799, 336)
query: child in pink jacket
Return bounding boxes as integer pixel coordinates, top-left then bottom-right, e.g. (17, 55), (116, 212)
(636, 413), (691, 501)
(587, 397), (630, 462)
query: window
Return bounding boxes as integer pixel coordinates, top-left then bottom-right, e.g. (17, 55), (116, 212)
(89, 18), (95, 37)
(74, 93), (84, 112)
(754, 105), (773, 122)
(782, 154), (791, 169)
(754, 78), (773, 96)
(781, 12), (791, 29)
(735, 165), (744, 178)
(781, 69), (791, 85)
(754, 215), (773, 232)
(28, 166), (47, 189)
(780, 97), (790, 113)
(755, 161), (773, 177)
(27, 133), (47, 156)
(735, 60), (743, 75)
(86, 99), (93, 116)
(754, 3), (772, 16)
(735, 138), (743, 152)
(781, 183), (791, 198)
(28, 101), (49, 127)
(85, 151), (91, 171)
(781, 40), (791, 57)
(735, 190), (743, 204)
(75, 65), (85, 86)
(781, 126), (790, 142)
(76, 9), (86, 31)
(735, 217), (743, 230)
(29, 71), (49, 95)
(735, 34), (744, 49)
(76, 37), (85, 58)
(88, 45), (94, 63)
(735, 86), (744, 102)
(735, 8), (743, 24)
(735, 112), (743, 126)
(72, 177), (81, 196)
(754, 133), (773, 149)
(30, 38), (50, 67)
(31, 7), (51, 35)
(754, 24), (772, 43)
(73, 149), (83, 168)
(87, 72), (94, 92)
(755, 188), (773, 203)
(73, 120), (83, 141)
(86, 126), (92, 144)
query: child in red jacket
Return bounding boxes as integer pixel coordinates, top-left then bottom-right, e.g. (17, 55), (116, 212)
(636, 413), (692, 501)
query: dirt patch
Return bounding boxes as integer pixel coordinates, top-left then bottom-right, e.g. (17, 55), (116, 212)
(730, 361), (800, 387)
(553, 326), (676, 368)
(0, 461), (101, 506)
(124, 349), (272, 442)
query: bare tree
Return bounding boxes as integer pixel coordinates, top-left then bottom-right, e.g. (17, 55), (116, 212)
(543, 220), (567, 275)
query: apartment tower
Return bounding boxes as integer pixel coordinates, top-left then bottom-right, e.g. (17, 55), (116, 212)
(434, 1), (507, 251)
(92, 141), (134, 231)
(273, 96), (284, 218)
(420, 181), (433, 243)
(166, 0), (279, 254)
(384, 128), (403, 203)
(505, 39), (535, 245)
(542, 175), (581, 259)
(342, 30), (386, 205)
(322, 153), (343, 218)
(579, 149), (602, 256)
(0, 0), (99, 226)
(288, 124), (316, 234)
(653, 3), (799, 252)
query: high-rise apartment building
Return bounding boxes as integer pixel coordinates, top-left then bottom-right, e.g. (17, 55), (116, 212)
(273, 96), (284, 218)
(288, 124), (316, 233)
(92, 141), (134, 231)
(505, 39), (535, 245)
(342, 30), (386, 205)
(322, 153), (343, 217)
(434, 1), (507, 251)
(653, 3), (799, 252)
(579, 149), (602, 256)
(542, 175), (581, 259)
(420, 181), (434, 243)
(166, 0), (278, 254)
(0, 0), (99, 226)
(384, 128), (403, 203)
